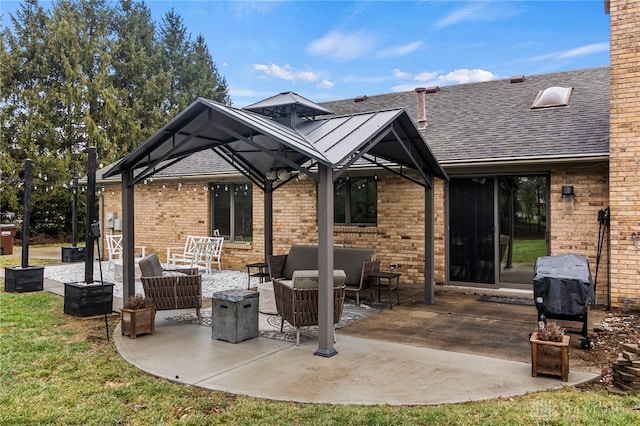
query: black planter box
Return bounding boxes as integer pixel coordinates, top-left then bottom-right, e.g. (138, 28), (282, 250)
(64, 281), (114, 317)
(4, 266), (44, 292)
(61, 246), (86, 263)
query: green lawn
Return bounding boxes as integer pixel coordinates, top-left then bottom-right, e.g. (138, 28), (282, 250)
(1, 290), (639, 425)
(510, 239), (547, 263)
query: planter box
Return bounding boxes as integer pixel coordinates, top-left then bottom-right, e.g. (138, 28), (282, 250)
(64, 281), (114, 317)
(530, 332), (570, 382)
(121, 307), (156, 339)
(4, 266), (44, 292)
(61, 246), (85, 263)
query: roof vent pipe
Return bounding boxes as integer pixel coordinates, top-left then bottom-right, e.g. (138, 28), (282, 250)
(354, 95), (368, 103)
(415, 87), (427, 129)
(510, 75), (525, 83)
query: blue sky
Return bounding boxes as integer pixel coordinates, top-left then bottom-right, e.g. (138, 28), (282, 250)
(1, 1), (610, 107)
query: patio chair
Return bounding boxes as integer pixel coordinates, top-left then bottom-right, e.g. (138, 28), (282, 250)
(272, 270), (346, 346)
(345, 259), (380, 305)
(105, 234), (123, 270)
(105, 234), (146, 271)
(138, 253), (202, 322)
(167, 235), (224, 273)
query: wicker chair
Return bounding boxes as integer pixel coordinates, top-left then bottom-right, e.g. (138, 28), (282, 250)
(138, 254), (202, 322)
(272, 270), (346, 346)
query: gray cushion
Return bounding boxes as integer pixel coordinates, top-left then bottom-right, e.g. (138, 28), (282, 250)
(291, 270), (347, 289)
(334, 247), (375, 286)
(282, 245), (320, 279)
(282, 245), (375, 286)
(139, 254), (163, 277)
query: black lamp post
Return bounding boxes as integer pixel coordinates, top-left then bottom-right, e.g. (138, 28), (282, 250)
(4, 159), (45, 292)
(61, 173), (85, 262)
(63, 147), (114, 320)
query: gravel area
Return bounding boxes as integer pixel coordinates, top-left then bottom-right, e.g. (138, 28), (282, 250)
(43, 262), (249, 299)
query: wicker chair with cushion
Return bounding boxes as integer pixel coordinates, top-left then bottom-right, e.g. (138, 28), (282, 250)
(272, 270), (347, 346)
(138, 254), (202, 322)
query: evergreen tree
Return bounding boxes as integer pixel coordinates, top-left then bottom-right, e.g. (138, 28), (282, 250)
(189, 34), (231, 105)
(0, 0), (231, 238)
(158, 8), (191, 116)
(111, 0), (168, 152)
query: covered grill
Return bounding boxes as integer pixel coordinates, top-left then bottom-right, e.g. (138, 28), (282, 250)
(533, 253), (594, 348)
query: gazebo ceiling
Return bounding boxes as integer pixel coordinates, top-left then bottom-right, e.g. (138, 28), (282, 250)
(104, 92), (447, 188)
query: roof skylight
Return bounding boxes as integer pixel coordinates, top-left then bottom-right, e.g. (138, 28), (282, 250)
(532, 86), (572, 109)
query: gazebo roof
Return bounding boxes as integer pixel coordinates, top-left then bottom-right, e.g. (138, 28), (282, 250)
(104, 92), (447, 188)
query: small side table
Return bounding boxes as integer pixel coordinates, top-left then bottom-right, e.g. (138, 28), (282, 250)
(369, 271), (401, 309)
(246, 262), (269, 289)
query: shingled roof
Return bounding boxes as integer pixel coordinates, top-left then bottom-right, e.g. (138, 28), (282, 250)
(98, 67), (609, 181)
(321, 66), (610, 166)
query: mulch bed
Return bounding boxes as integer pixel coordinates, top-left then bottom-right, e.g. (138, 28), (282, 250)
(574, 311), (640, 391)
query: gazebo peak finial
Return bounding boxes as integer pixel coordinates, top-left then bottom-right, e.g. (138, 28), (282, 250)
(244, 92), (333, 127)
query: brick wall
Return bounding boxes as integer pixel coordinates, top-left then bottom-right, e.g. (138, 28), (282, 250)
(549, 165), (610, 305)
(100, 173), (446, 285)
(609, 0), (640, 307)
(103, 166), (608, 296)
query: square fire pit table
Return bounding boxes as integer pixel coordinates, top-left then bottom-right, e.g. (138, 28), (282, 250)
(211, 289), (259, 343)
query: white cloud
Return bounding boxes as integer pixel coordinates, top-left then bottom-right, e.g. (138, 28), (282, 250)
(306, 30), (376, 62)
(377, 41), (422, 58)
(392, 68), (412, 79)
(253, 64), (318, 83)
(319, 79), (335, 89)
(557, 42), (610, 59)
(438, 69), (497, 84)
(527, 42), (610, 63)
(414, 71), (440, 82)
(389, 68), (497, 92)
(435, 1), (523, 30)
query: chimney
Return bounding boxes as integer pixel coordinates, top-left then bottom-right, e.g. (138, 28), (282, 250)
(415, 87), (427, 129)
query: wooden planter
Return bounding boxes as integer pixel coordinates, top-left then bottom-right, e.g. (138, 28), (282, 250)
(121, 307), (156, 339)
(64, 282), (114, 317)
(530, 332), (570, 382)
(4, 266), (44, 292)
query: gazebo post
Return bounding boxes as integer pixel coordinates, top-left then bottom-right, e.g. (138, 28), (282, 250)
(264, 180), (273, 260)
(424, 177), (435, 304)
(122, 169), (135, 301)
(315, 164), (337, 357)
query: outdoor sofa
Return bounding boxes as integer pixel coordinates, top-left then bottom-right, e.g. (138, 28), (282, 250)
(258, 244), (376, 313)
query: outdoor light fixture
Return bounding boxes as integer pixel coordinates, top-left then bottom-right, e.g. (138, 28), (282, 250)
(277, 169), (291, 180)
(265, 170), (277, 181)
(562, 185), (574, 214)
(561, 185), (574, 198)
(265, 169), (291, 181)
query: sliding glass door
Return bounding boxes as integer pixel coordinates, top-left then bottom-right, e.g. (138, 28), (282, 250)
(449, 178), (496, 284)
(448, 175), (549, 287)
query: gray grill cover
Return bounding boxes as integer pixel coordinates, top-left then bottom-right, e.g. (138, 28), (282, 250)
(533, 253), (594, 316)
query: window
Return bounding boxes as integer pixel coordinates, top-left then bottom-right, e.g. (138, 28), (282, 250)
(531, 86), (572, 108)
(334, 176), (377, 225)
(211, 183), (252, 241)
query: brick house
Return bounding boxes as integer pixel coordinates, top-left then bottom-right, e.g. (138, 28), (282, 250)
(98, 1), (639, 308)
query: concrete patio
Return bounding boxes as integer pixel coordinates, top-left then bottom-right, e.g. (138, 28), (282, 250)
(41, 274), (600, 406)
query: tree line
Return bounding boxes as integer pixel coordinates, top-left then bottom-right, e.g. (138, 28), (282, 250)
(0, 0), (230, 240)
